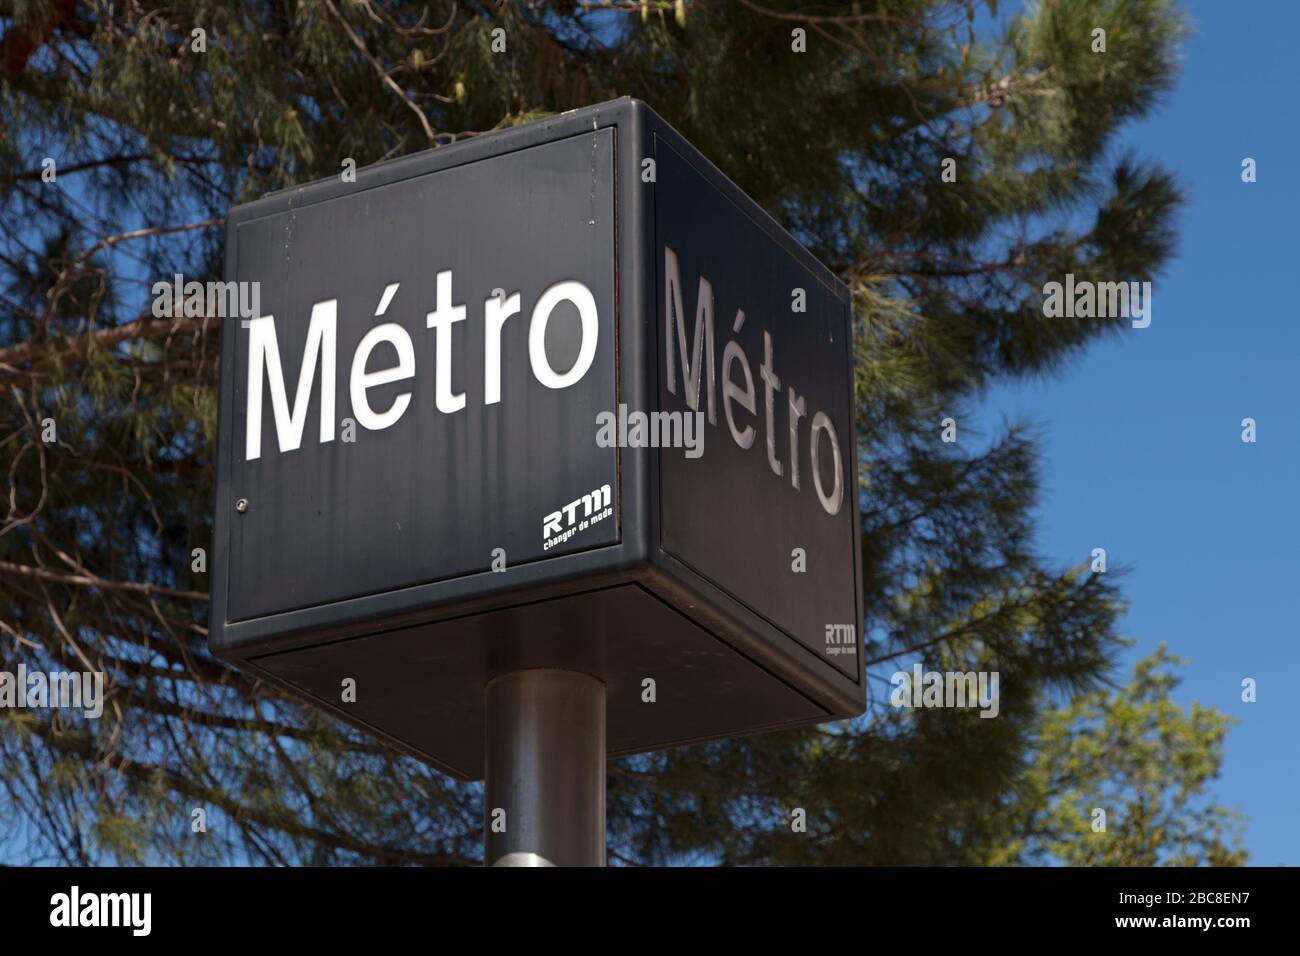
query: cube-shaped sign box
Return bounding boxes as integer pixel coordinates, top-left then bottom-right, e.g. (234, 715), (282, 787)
(211, 98), (863, 780)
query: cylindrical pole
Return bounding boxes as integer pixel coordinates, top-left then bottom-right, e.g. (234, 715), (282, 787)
(484, 669), (606, 867)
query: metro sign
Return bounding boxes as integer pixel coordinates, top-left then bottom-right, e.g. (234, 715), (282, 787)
(211, 98), (863, 779)
(243, 273), (603, 460)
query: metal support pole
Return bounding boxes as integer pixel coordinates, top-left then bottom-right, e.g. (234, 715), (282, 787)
(484, 669), (606, 867)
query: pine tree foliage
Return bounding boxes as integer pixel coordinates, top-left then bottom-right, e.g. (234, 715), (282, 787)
(0, 0), (1240, 865)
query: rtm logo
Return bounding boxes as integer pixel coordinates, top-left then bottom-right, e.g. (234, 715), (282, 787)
(543, 484), (612, 551)
(243, 272), (599, 460)
(824, 623), (857, 658)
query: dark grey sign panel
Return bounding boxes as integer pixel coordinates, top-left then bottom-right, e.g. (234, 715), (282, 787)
(211, 99), (863, 780)
(654, 138), (859, 679)
(226, 131), (618, 622)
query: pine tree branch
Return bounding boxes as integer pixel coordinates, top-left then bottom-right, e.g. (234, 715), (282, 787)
(1, 153), (153, 183)
(0, 313), (213, 368)
(17, 716), (476, 866)
(0, 559), (208, 602)
(322, 0), (438, 144)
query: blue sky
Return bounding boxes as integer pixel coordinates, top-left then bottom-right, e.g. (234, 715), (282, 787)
(975, 0), (1300, 864)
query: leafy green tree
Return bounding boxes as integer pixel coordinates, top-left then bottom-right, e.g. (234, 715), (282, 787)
(979, 645), (1246, 867)
(0, 0), (1240, 865)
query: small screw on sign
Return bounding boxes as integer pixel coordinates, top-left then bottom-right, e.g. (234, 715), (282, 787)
(235, 498), (249, 513)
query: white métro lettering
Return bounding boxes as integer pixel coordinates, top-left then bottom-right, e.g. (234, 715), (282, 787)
(246, 299), (337, 461)
(244, 273), (599, 460)
(664, 246), (845, 517)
